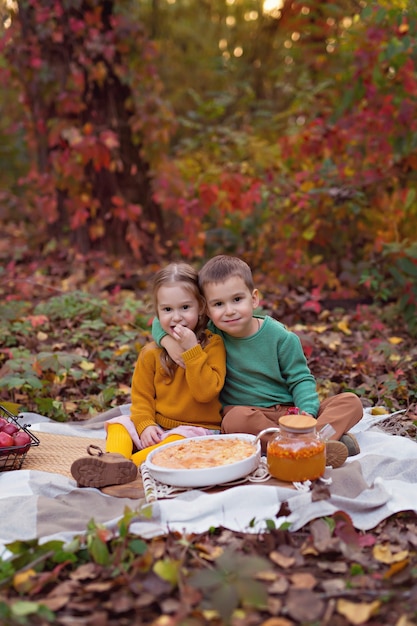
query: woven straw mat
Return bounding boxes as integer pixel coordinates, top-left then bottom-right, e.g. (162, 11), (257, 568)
(22, 432), (106, 479)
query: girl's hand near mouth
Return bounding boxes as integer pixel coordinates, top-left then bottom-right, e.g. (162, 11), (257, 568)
(171, 324), (198, 351)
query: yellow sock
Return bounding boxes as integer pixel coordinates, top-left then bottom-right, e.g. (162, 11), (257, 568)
(106, 423), (133, 459)
(131, 434), (185, 467)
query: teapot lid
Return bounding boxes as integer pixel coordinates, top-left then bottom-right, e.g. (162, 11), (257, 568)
(278, 414), (316, 433)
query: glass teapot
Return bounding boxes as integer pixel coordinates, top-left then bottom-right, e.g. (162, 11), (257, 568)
(256, 415), (335, 483)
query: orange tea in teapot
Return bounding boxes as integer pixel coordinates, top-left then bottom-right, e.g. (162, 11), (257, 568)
(265, 415), (326, 483)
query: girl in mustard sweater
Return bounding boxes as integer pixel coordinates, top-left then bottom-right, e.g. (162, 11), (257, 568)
(71, 263), (226, 489)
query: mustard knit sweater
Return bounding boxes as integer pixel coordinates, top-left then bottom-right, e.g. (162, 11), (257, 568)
(130, 331), (226, 434)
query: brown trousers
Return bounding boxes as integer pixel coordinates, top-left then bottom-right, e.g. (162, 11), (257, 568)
(221, 392), (363, 442)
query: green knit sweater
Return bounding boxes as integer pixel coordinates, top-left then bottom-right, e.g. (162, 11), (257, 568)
(152, 315), (320, 416)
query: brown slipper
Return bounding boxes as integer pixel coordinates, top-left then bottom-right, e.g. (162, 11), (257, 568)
(71, 445), (138, 488)
(325, 440), (348, 469)
(340, 433), (360, 456)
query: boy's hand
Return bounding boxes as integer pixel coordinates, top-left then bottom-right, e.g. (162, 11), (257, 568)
(160, 335), (185, 368)
(141, 425), (165, 447)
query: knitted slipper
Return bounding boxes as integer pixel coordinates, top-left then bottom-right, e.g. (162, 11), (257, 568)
(340, 433), (360, 456)
(325, 440), (348, 469)
(71, 444), (138, 488)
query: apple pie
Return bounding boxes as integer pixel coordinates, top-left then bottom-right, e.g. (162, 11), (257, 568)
(151, 437), (256, 470)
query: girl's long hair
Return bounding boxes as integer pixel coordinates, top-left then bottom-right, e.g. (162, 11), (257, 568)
(152, 263), (208, 380)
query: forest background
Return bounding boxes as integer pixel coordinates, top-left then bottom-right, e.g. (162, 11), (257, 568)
(1, 3), (417, 625)
(0, 0), (417, 423)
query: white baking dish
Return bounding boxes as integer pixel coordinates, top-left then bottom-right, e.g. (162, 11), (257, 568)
(144, 433), (261, 488)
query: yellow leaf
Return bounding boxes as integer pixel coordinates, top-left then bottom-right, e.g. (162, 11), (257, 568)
(153, 559), (180, 585)
(389, 354), (401, 363)
(337, 319), (352, 335)
(383, 558), (409, 579)
(388, 337), (403, 345)
(114, 345), (131, 356)
(196, 545), (223, 561)
(336, 598), (381, 624)
(0, 402), (22, 414)
(371, 406), (388, 415)
(311, 325), (328, 333)
(36, 331), (48, 341)
(80, 360), (95, 371)
(13, 568), (37, 593)
(373, 544), (409, 564)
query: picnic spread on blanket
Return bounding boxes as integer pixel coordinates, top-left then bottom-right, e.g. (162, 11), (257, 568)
(0, 405), (416, 560)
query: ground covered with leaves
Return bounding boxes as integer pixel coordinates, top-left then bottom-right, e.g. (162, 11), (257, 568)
(1, 511), (417, 625)
(1, 239), (417, 625)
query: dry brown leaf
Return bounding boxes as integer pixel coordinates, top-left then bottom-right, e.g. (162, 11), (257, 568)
(320, 578), (346, 594)
(39, 595), (70, 611)
(336, 599), (381, 624)
(317, 560), (348, 573)
(395, 615), (417, 626)
(69, 562), (98, 580)
(285, 588), (324, 622)
(261, 618), (293, 626)
(269, 550), (296, 568)
(267, 576), (290, 594)
(289, 572), (317, 589)
(256, 570), (280, 582)
(197, 545), (224, 561)
(266, 596), (283, 616)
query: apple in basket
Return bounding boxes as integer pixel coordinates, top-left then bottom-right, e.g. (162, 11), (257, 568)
(1, 422), (19, 436)
(13, 431), (32, 453)
(0, 431), (15, 454)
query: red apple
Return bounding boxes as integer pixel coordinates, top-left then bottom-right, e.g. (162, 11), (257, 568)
(2, 422), (19, 436)
(0, 417), (8, 429)
(0, 431), (14, 447)
(13, 431), (32, 453)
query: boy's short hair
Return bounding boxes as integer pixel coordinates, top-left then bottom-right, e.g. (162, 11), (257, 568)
(199, 255), (254, 291)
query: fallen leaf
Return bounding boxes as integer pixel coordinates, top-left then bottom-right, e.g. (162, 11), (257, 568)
(195, 543), (223, 561)
(80, 360), (95, 371)
(261, 617), (293, 626)
(269, 551), (295, 568)
(285, 588), (324, 622)
(13, 569), (37, 593)
(373, 544), (409, 564)
(26, 314), (49, 328)
(289, 572), (316, 589)
(388, 337), (404, 345)
(383, 559), (410, 579)
(336, 599), (381, 624)
(337, 319), (352, 335)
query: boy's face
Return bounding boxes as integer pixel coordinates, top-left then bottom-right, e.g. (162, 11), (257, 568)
(203, 276), (260, 338)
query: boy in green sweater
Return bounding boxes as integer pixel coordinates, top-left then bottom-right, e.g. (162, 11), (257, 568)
(153, 255), (363, 467)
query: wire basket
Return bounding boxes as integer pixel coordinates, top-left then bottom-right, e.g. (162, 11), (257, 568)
(0, 405), (40, 471)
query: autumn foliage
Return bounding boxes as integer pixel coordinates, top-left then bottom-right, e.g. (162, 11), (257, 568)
(1, 1), (417, 330)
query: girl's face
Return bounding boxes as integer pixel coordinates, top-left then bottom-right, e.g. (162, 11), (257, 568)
(156, 283), (202, 335)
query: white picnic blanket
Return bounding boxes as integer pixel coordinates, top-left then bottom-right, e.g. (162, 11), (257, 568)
(0, 407), (416, 560)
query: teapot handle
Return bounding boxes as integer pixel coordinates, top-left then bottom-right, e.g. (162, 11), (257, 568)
(254, 427), (281, 447)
